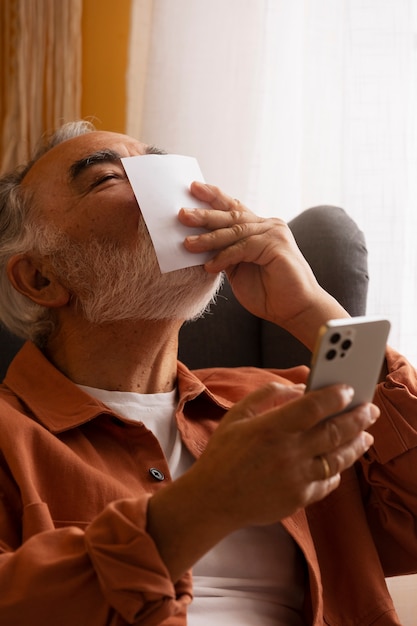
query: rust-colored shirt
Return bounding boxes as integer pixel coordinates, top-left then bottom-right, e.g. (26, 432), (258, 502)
(0, 342), (417, 625)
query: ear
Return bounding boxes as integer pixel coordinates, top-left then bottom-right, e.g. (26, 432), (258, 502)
(6, 254), (71, 308)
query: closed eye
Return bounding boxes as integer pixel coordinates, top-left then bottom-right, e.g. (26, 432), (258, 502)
(69, 149), (127, 193)
(90, 172), (123, 188)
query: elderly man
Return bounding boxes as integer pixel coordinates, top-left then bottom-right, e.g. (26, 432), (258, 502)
(0, 121), (416, 626)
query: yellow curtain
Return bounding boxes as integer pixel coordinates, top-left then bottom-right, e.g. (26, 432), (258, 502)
(0, 0), (82, 174)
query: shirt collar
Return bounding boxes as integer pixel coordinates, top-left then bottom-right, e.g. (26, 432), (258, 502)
(3, 342), (232, 434)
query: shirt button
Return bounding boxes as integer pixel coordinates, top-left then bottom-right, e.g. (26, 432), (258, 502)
(149, 467), (165, 481)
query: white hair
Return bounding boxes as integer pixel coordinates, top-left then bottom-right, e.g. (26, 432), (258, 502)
(0, 122), (98, 344)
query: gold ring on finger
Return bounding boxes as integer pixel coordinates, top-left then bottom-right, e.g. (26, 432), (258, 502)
(319, 454), (331, 480)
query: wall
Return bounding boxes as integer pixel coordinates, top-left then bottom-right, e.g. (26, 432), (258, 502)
(81, 0), (131, 132)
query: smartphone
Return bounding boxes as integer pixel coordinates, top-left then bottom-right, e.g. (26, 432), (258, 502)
(306, 316), (391, 412)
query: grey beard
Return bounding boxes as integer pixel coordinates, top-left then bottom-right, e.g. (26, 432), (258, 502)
(46, 230), (223, 324)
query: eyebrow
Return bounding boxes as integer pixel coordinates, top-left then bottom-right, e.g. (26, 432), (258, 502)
(68, 149), (122, 182)
(68, 145), (167, 182)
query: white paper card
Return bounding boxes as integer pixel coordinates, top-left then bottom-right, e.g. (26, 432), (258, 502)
(121, 154), (212, 273)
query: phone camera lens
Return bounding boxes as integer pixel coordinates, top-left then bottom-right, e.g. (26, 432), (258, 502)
(341, 339), (352, 350)
(330, 333), (341, 344)
(325, 349), (337, 360)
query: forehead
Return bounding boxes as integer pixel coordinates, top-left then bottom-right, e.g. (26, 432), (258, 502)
(22, 130), (147, 191)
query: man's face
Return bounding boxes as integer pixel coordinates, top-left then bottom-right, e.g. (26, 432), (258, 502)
(21, 131), (221, 324)
(22, 131), (149, 248)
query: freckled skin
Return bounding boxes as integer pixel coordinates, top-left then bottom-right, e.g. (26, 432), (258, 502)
(22, 131), (149, 247)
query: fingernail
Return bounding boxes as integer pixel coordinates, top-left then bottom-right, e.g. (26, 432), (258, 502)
(364, 404), (380, 426)
(342, 385), (355, 401)
(363, 432), (374, 449)
(180, 208), (202, 226)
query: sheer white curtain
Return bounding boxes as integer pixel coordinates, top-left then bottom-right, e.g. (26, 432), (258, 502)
(127, 0), (417, 364)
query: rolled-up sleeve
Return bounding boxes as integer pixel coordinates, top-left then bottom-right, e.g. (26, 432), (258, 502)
(85, 496), (192, 625)
(0, 494), (191, 626)
(358, 347), (417, 575)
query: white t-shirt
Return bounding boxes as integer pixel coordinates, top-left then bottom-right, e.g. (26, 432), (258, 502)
(80, 386), (306, 625)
